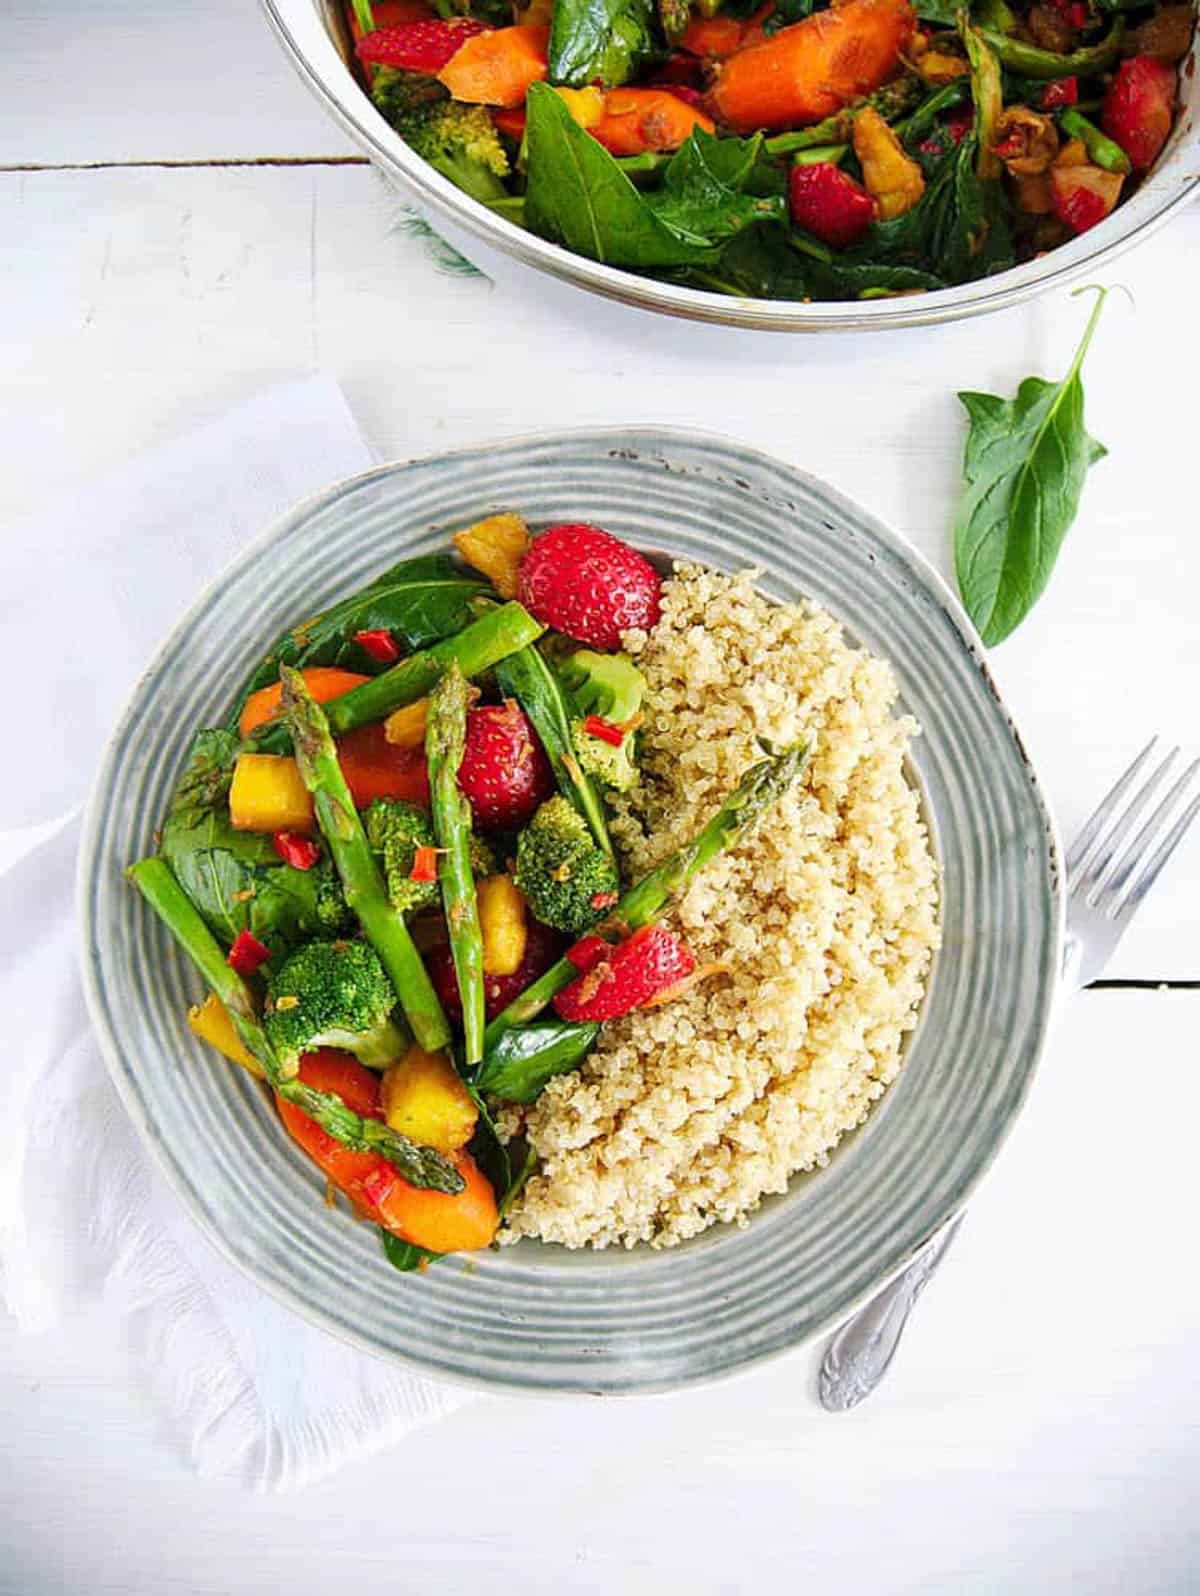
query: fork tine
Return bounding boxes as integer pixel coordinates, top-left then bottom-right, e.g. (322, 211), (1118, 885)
(1085, 749), (1189, 903)
(1068, 741), (1178, 895)
(1065, 737), (1159, 885)
(1108, 763), (1200, 918)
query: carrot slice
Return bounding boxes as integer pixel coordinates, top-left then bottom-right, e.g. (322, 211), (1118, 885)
(276, 1050), (385, 1210)
(591, 88), (716, 155)
(709, 0), (916, 133)
(437, 24), (549, 108)
(239, 667), (370, 738)
(372, 1150), (499, 1253)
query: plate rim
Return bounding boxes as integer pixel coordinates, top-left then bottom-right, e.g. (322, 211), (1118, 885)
(78, 424), (1065, 1395)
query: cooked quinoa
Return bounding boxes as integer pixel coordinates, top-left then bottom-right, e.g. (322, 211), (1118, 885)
(498, 564), (940, 1250)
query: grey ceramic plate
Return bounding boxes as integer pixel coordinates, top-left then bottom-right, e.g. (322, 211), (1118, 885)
(80, 428), (1062, 1395)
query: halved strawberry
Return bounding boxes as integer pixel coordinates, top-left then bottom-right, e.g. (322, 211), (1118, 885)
(518, 524), (662, 651)
(554, 924), (695, 1023)
(1050, 162), (1124, 234)
(356, 17), (489, 73)
(1102, 56), (1176, 172)
(788, 162), (876, 249)
(429, 919), (564, 1021)
(458, 700), (554, 829)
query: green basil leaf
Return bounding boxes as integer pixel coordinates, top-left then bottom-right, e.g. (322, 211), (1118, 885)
(380, 1232), (440, 1272)
(953, 288), (1109, 646)
(160, 730), (348, 957)
(474, 1019), (601, 1103)
(549, 0), (660, 87)
(239, 554), (491, 703)
(524, 87), (780, 268)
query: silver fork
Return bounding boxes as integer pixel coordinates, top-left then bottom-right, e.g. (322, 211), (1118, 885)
(819, 738), (1200, 1412)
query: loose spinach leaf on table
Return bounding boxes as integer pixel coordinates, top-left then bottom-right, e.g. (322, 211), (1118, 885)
(549, 0), (661, 87)
(160, 730), (349, 957)
(953, 288), (1110, 646)
(525, 87), (783, 267)
(239, 553), (491, 703)
(473, 1018), (601, 1103)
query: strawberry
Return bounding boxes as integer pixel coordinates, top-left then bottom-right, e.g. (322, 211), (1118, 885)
(1102, 56), (1176, 172)
(554, 924), (695, 1023)
(356, 17), (489, 72)
(788, 163), (876, 249)
(429, 919), (564, 1021)
(1050, 163), (1123, 234)
(457, 700), (554, 829)
(518, 523), (661, 650)
(1040, 77), (1077, 109)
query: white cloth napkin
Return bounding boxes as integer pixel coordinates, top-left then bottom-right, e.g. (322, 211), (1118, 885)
(0, 376), (473, 1489)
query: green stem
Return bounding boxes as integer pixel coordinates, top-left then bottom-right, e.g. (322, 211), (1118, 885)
(977, 17), (1124, 79)
(127, 858), (463, 1192)
(483, 738), (811, 1045)
(765, 115), (853, 156)
(250, 602), (544, 753)
(426, 665), (485, 1065)
(349, 0), (376, 32)
(1058, 108), (1131, 173)
(896, 82), (968, 148)
(791, 144), (849, 167)
(280, 667), (452, 1052)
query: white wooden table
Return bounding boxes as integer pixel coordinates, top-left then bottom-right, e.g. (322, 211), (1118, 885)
(2, 6), (1198, 1592)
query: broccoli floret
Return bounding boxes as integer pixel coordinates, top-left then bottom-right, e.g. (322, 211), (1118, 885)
(560, 650), (646, 792)
(365, 799), (439, 917)
(383, 95), (511, 204)
(513, 796), (620, 934)
(371, 66), (450, 128)
(265, 940), (407, 1073)
(570, 718), (640, 792)
(560, 650), (646, 723)
(366, 799), (495, 914)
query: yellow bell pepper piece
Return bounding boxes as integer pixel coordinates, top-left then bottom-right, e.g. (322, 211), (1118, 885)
(381, 1046), (479, 1154)
(187, 992), (265, 1079)
(229, 753), (314, 834)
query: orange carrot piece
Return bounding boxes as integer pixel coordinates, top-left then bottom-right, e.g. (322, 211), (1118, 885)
(679, 13), (751, 57)
(239, 667), (370, 738)
(437, 24), (549, 107)
(372, 1150), (499, 1253)
(591, 88), (716, 156)
(275, 1050), (385, 1211)
(709, 0), (916, 133)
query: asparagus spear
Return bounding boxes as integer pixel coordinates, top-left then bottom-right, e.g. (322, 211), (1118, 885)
(483, 738), (811, 1046)
(250, 602), (544, 753)
(279, 666), (452, 1052)
(977, 16), (1123, 79)
(425, 664), (486, 1065)
(127, 857), (464, 1193)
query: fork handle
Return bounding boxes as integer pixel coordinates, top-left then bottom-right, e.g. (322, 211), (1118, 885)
(818, 1216), (965, 1411)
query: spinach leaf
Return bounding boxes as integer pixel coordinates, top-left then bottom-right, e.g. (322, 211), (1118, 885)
(160, 730), (349, 957)
(467, 1090), (512, 1205)
(524, 87), (781, 267)
(240, 553), (490, 703)
(498, 1140), (539, 1219)
(495, 645), (614, 858)
(473, 1019), (601, 1102)
(380, 1232), (440, 1272)
(913, 0), (961, 22)
(953, 288), (1109, 646)
(649, 132), (786, 247)
(809, 260), (947, 297)
(548, 0), (660, 87)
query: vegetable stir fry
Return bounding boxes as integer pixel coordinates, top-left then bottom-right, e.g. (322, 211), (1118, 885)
(346, 0), (1191, 302)
(130, 518), (808, 1270)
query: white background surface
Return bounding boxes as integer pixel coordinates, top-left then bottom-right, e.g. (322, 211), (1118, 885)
(2, 3), (1198, 1591)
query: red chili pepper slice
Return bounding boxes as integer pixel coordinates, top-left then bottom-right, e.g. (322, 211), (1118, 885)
(1042, 77), (1078, 109)
(354, 628), (401, 665)
(272, 831), (321, 870)
(409, 844), (440, 883)
(583, 714), (626, 747)
(227, 929), (271, 976)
